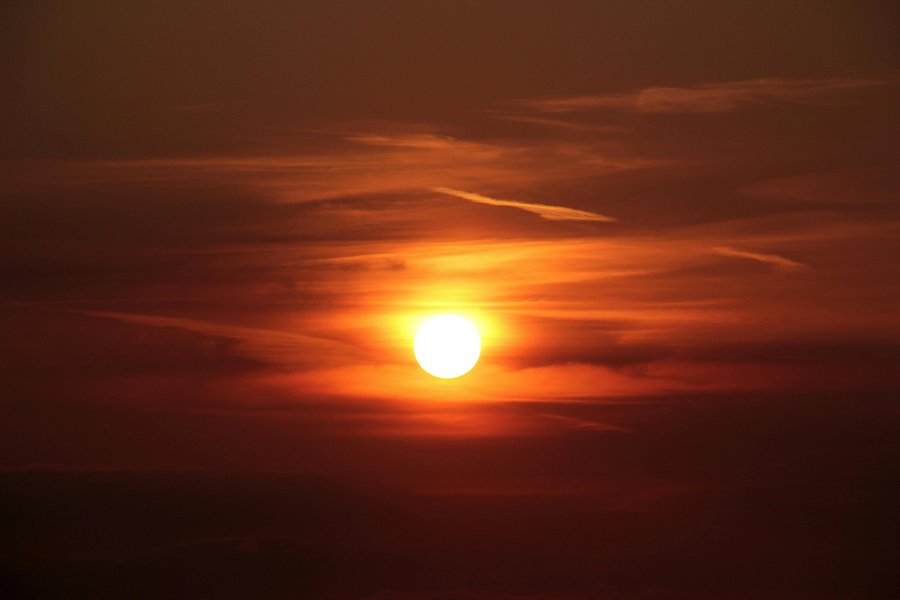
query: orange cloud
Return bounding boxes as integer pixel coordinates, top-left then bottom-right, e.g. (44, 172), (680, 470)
(711, 246), (808, 271)
(15, 127), (661, 206)
(432, 187), (617, 222)
(71, 309), (364, 368)
(519, 78), (885, 113)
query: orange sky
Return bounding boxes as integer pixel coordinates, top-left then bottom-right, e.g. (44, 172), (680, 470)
(1, 0), (898, 470)
(3, 3), (900, 597)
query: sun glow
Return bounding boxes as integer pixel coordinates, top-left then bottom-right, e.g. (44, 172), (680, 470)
(414, 314), (481, 379)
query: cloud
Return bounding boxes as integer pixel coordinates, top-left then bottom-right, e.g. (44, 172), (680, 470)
(72, 310), (361, 368)
(712, 246), (808, 271)
(520, 78), (885, 114)
(741, 167), (900, 205)
(491, 114), (624, 133)
(341, 132), (462, 149)
(537, 413), (631, 433)
(5, 130), (660, 208)
(432, 187), (617, 222)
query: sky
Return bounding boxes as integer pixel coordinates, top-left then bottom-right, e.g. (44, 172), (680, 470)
(1, 1), (899, 598)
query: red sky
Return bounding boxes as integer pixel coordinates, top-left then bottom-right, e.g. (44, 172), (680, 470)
(1, 2), (899, 598)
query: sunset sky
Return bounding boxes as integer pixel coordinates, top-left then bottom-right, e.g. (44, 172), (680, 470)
(2, 2), (899, 598)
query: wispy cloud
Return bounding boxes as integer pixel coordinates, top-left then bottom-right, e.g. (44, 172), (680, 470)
(432, 187), (617, 222)
(491, 114), (624, 133)
(8, 129), (661, 206)
(537, 413), (631, 432)
(741, 167), (900, 205)
(520, 78), (885, 114)
(72, 310), (361, 367)
(712, 246), (808, 271)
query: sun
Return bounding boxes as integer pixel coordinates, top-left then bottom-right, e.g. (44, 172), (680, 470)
(414, 314), (481, 379)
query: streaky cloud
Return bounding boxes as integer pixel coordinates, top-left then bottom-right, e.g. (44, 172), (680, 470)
(71, 309), (360, 367)
(521, 78), (885, 114)
(537, 413), (632, 433)
(432, 187), (617, 223)
(491, 114), (624, 133)
(712, 246), (808, 271)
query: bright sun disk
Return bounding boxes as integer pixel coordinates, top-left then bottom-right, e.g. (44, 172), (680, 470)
(414, 314), (481, 379)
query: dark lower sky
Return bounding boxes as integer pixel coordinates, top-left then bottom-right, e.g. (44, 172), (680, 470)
(2, 2), (899, 598)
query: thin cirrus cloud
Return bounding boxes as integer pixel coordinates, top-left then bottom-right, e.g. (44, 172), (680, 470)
(432, 187), (617, 222)
(741, 167), (900, 205)
(712, 246), (808, 271)
(16, 131), (661, 206)
(518, 77), (885, 114)
(71, 309), (362, 368)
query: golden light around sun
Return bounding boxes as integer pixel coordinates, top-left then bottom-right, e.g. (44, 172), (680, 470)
(414, 314), (481, 379)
